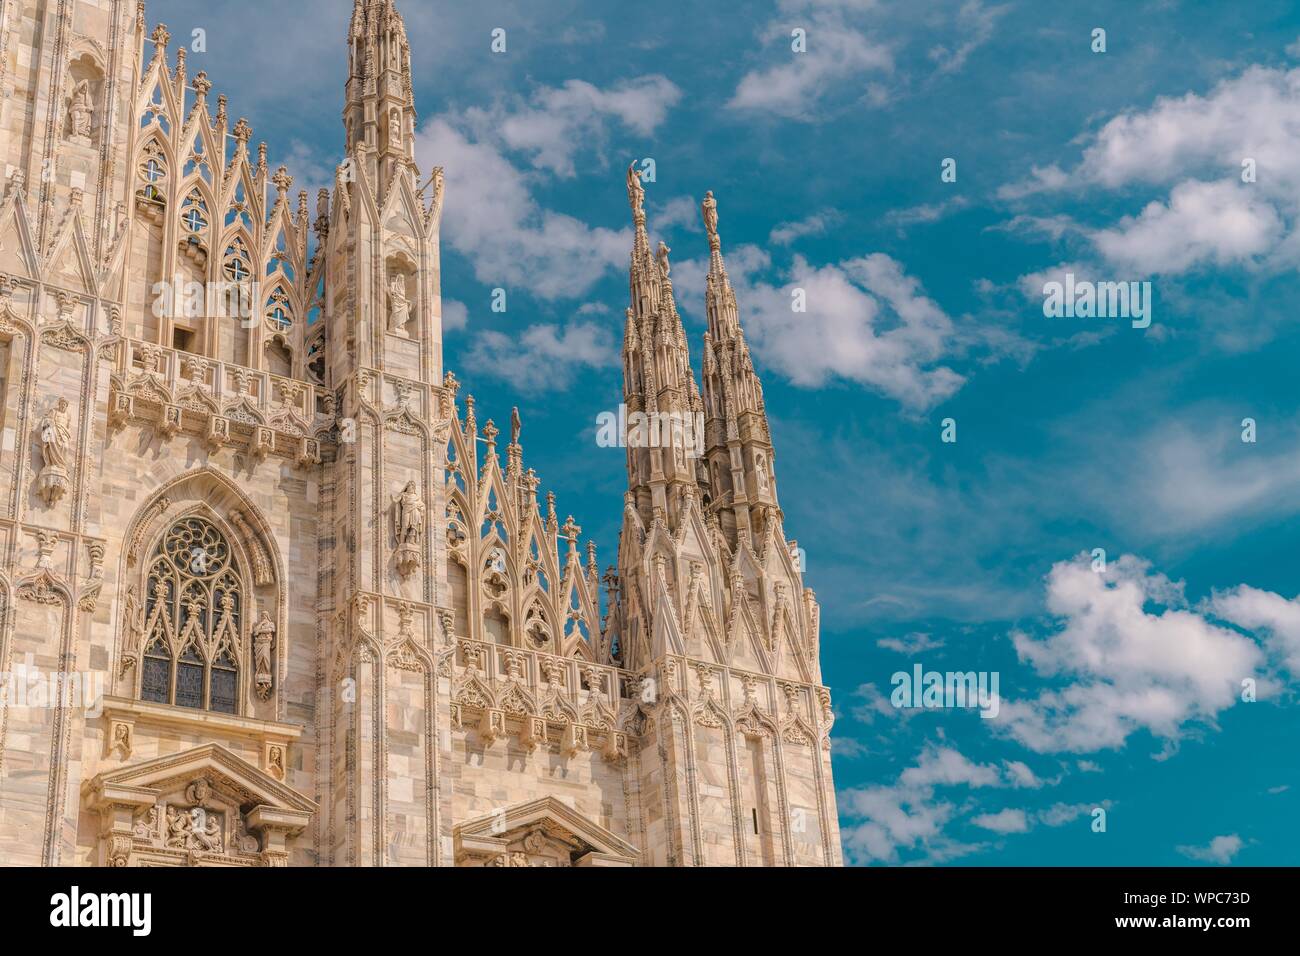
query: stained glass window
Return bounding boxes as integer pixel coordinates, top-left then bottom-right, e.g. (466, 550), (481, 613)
(138, 516), (245, 713)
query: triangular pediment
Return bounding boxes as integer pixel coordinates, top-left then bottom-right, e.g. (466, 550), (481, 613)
(85, 742), (315, 815)
(455, 796), (638, 866)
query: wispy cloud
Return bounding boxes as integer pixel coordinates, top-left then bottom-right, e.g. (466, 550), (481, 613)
(1177, 834), (1244, 864)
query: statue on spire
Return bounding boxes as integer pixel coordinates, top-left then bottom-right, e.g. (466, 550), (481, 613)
(626, 163), (645, 215)
(656, 241), (671, 279)
(702, 190), (719, 247)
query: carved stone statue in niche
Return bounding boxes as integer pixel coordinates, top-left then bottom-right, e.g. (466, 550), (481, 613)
(252, 610), (275, 699)
(387, 273), (411, 337)
(68, 80), (94, 139)
(392, 480), (425, 577)
(37, 397), (72, 506)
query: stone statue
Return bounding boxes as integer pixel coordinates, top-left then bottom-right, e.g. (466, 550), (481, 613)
(511, 406), (521, 444)
(389, 109), (403, 146)
(68, 80), (93, 138)
(387, 273), (411, 336)
(252, 611), (275, 698)
(392, 480), (425, 577)
(702, 191), (718, 243)
(394, 481), (424, 545)
(626, 163), (644, 214)
(656, 241), (671, 279)
(37, 397), (72, 506)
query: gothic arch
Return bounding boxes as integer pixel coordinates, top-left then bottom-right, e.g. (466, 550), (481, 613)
(115, 468), (286, 716)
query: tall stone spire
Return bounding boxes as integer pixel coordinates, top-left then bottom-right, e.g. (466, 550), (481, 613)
(620, 164), (706, 530)
(699, 191), (780, 547)
(344, 0), (417, 196)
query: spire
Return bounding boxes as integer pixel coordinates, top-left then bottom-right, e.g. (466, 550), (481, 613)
(698, 190), (779, 543)
(619, 165), (707, 529)
(702, 190), (740, 340)
(345, 0), (416, 195)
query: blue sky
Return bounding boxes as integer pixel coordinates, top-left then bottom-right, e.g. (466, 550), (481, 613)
(152, 0), (1300, 865)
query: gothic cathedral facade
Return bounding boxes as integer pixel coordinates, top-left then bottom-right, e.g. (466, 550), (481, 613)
(0, 0), (842, 866)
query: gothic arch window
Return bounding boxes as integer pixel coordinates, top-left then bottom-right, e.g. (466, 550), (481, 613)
(265, 288), (293, 335)
(137, 145), (167, 204)
(180, 190), (210, 236)
(223, 238), (252, 282)
(139, 516), (244, 714)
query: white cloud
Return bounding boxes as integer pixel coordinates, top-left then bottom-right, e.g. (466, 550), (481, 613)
(838, 743), (1050, 864)
(927, 1), (1009, 76)
(462, 320), (618, 392)
(971, 808), (1029, 833)
(883, 197), (970, 228)
(899, 746), (1005, 789)
(441, 298), (469, 333)
(1103, 420), (1300, 536)
(1212, 585), (1300, 678)
(461, 76), (681, 178)
(839, 784), (960, 865)
(876, 631), (947, 654)
(770, 211), (839, 245)
(1177, 834), (1243, 865)
(996, 553), (1266, 754)
(728, 15), (893, 119)
(850, 681), (918, 724)
(652, 196), (703, 233)
(1037, 802), (1098, 828)
(415, 118), (630, 301)
(674, 248), (967, 410)
(1090, 179), (1282, 276)
(1001, 65), (1300, 276)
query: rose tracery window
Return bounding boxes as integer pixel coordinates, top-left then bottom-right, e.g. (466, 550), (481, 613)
(139, 517), (243, 714)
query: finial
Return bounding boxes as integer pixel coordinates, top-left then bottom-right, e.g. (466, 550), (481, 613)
(626, 163), (645, 218)
(233, 118), (252, 143)
(702, 190), (719, 250)
(272, 165), (293, 195)
(561, 516), (582, 546)
(151, 23), (170, 51)
(192, 71), (211, 99)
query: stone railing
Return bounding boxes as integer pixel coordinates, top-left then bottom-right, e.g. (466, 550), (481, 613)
(106, 337), (329, 466)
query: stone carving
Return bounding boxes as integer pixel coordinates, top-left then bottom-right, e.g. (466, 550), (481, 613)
(68, 80), (93, 138)
(37, 398), (72, 506)
(165, 805), (223, 853)
(252, 610), (276, 698)
(388, 273), (411, 336)
(109, 722), (132, 759)
(702, 190), (719, 244)
(656, 240), (671, 279)
(392, 480), (424, 577)
(626, 162), (644, 214)
(230, 509), (273, 586)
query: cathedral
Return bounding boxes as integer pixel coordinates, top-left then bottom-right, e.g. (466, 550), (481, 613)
(0, 0), (842, 866)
